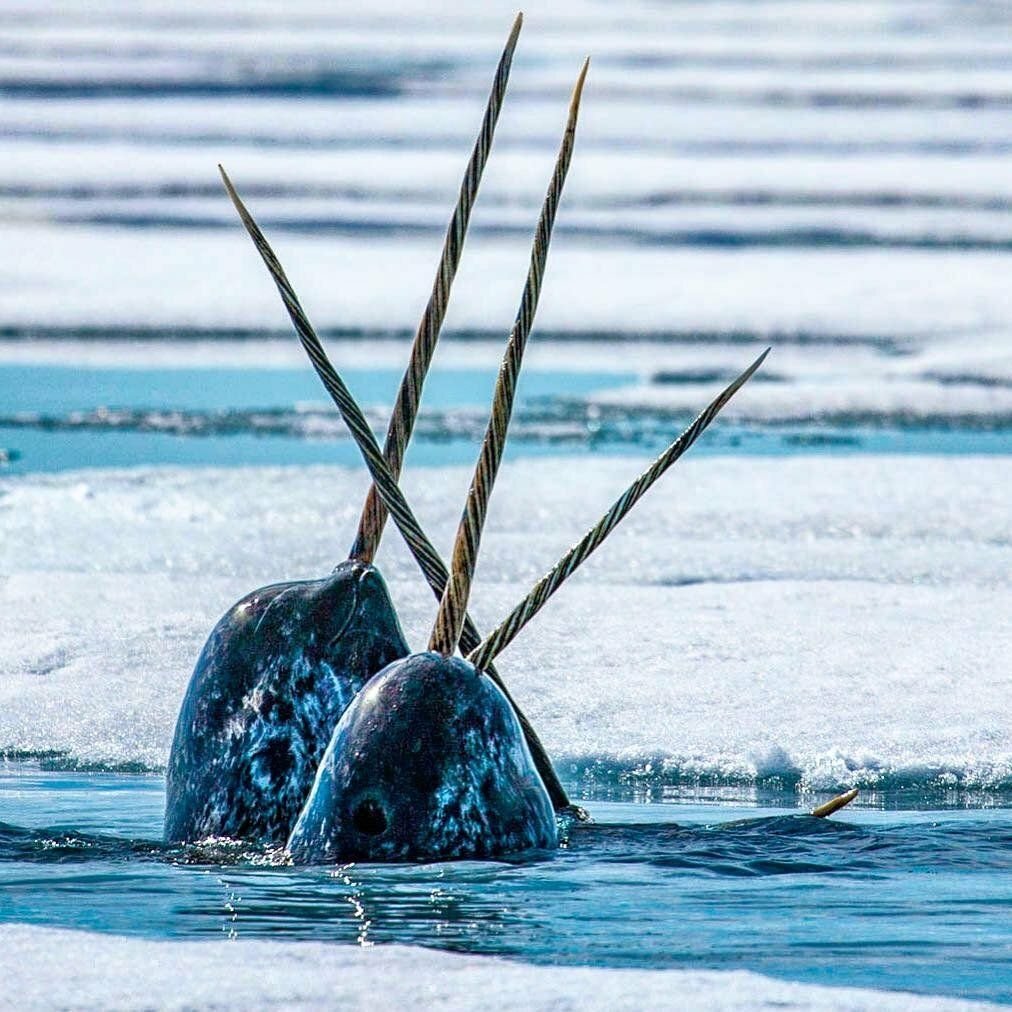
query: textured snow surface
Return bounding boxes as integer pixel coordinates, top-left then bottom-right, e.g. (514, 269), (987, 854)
(7, 225), (1012, 338)
(0, 924), (996, 1012)
(1, 457), (1009, 790)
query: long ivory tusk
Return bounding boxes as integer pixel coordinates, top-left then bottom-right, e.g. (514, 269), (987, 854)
(430, 59), (590, 655)
(469, 348), (769, 670)
(351, 13), (524, 564)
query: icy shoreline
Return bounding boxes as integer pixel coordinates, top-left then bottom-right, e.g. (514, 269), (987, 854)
(0, 924), (996, 1011)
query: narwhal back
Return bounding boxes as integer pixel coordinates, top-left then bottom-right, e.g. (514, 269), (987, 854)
(165, 561), (407, 844)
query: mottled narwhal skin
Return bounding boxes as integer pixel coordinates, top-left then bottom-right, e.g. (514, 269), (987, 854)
(288, 651), (558, 863)
(165, 560), (408, 845)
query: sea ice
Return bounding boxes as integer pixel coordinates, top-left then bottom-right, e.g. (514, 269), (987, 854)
(1, 457), (1008, 792)
(0, 924), (995, 1012)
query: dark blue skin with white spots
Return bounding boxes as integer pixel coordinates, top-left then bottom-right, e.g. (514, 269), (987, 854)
(165, 560), (408, 845)
(287, 651), (559, 863)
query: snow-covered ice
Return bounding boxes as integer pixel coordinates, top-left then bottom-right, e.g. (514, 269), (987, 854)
(6, 224), (1012, 339)
(0, 923), (982, 1010)
(0, 924), (998, 1012)
(4, 0), (1012, 432)
(2, 457), (1008, 790)
(3, 221), (1012, 430)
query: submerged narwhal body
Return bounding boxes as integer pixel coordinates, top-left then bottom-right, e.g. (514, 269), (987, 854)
(165, 562), (407, 844)
(289, 653), (557, 862)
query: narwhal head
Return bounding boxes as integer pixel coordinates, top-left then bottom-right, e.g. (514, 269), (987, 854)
(287, 651), (558, 862)
(165, 559), (409, 845)
(236, 560), (408, 700)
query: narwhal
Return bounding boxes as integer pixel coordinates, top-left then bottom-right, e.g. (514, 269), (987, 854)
(214, 51), (775, 858)
(208, 40), (594, 829)
(165, 16), (530, 844)
(287, 339), (768, 863)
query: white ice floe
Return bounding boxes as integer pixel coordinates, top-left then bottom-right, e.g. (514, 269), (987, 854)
(0, 336), (892, 375)
(4, 223), (1012, 341)
(14, 139), (1012, 207)
(0, 924), (996, 1012)
(591, 376), (1012, 425)
(1, 457), (1009, 790)
(3, 0), (1012, 433)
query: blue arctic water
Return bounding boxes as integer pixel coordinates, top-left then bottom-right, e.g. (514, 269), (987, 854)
(0, 363), (638, 472)
(1, 765), (1010, 1004)
(0, 364), (630, 415)
(3, 363), (1010, 475)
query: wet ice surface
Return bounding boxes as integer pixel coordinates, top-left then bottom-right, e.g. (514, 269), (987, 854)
(0, 926), (999, 1012)
(5, 360), (1010, 480)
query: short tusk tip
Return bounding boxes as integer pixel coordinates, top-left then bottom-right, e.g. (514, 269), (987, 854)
(811, 788), (859, 818)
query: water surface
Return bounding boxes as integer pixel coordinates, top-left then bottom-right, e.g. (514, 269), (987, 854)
(3, 362), (1009, 474)
(0, 765), (1009, 1003)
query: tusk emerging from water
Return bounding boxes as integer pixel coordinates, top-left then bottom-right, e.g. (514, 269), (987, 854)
(811, 788), (859, 818)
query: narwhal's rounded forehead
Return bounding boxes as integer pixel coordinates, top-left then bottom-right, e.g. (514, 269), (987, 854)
(222, 560), (387, 644)
(351, 652), (486, 720)
(286, 648), (558, 862)
(302, 559), (397, 623)
(220, 580), (291, 628)
(332, 651), (521, 777)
